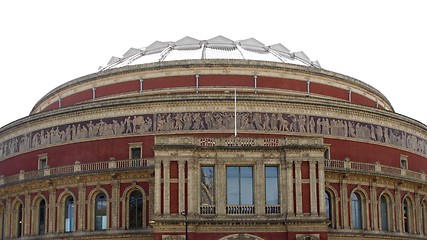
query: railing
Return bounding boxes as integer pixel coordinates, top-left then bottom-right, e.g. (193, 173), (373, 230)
(325, 159), (426, 183)
(200, 205), (216, 215)
(226, 205), (255, 215)
(0, 158), (154, 186)
(265, 205), (281, 214)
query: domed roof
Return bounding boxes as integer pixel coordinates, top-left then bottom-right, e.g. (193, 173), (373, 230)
(99, 36), (321, 71)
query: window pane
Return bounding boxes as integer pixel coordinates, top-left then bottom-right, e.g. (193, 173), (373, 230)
(227, 174), (239, 205)
(39, 200), (46, 235)
(265, 166), (279, 205)
(201, 166), (215, 205)
(131, 148), (141, 159)
(226, 166), (253, 205)
(65, 197), (74, 232)
(95, 194), (107, 230)
(240, 177), (253, 204)
(380, 196), (388, 231)
(129, 191), (143, 229)
(325, 192), (331, 221)
(351, 192), (362, 229)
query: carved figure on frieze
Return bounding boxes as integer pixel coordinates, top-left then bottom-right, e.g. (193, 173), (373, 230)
(144, 116), (153, 132)
(262, 113), (270, 131)
(308, 117), (315, 133)
(32, 132), (41, 148)
(316, 118), (322, 134)
(112, 120), (123, 135)
(321, 118), (330, 135)
(401, 132), (407, 148)
(174, 113), (183, 130)
(216, 113), (227, 130)
(348, 121), (355, 138)
(125, 116), (132, 134)
(131, 116), (144, 133)
(64, 125), (71, 141)
(270, 113), (278, 131)
(222, 113), (233, 129)
(165, 114), (175, 131)
(383, 127), (390, 144)
(157, 114), (166, 131)
(297, 115), (307, 133)
(71, 124), (77, 140)
(193, 113), (204, 130)
(278, 114), (289, 131)
(204, 112), (214, 129)
(253, 112), (263, 130)
(376, 126), (383, 142)
(183, 113), (192, 130)
(289, 115), (297, 132)
(87, 121), (96, 138)
(40, 130), (49, 146)
(240, 113), (252, 130)
(370, 125), (377, 141)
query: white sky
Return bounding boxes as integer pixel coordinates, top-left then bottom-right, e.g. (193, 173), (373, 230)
(0, 1), (426, 129)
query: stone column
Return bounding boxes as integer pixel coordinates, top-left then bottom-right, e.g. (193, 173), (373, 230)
(48, 188), (56, 233)
(5, 198), (11, 238)
(280, 155), (287, 216)
(111, 180), (120, 230)
(286, 160), (294, 216)
(370, 181), (378, 231)
(24, 191), (31, 236)
(154, 160), (162, 215)
(318, 158), (326, 217)
(415, 192), (421, 234)
(255, 160), (264, 215)
(78, 184), (86, 231)
(178, 160), (186, 214)
(188, 158), (197, 215)
(163, 160), (170, 215)
(217, 159), (226, 216)
(295, 160), (302, 216)
(394, 185), (401, 232)
(309, 161), (318, 216)
(340, 178), (348, 228)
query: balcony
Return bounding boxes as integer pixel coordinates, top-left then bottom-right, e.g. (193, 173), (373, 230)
(0, 158), (154, 186)
(325, 159), (425, 183)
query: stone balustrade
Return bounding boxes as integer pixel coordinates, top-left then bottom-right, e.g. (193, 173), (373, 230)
(0, 158), (154, 186)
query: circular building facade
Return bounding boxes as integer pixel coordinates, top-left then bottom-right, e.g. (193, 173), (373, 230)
(0, 36), (426, 240)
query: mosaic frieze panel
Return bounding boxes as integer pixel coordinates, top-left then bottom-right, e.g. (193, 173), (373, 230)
(0, 112), (426, 160)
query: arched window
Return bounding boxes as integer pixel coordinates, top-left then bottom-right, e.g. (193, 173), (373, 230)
(95, 193), (107, 231)
(422, 201), (427, 235)
(129, 190), (143, 229)
(403, 197), (411, 233)
(380, 195), (389, 231)
(325, 191), (332, 226)
(38, 199), (46, 235)
(17, 203), (23, 237)
(351, 192), (362, 229)
(65, 196), (75, 232)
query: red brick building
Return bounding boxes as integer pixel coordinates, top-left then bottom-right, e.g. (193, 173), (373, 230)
(0, 36), (426, 240)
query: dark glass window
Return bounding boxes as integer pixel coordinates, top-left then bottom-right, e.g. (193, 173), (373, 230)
(39, 200), (46, 235)
(326, 191), (332, 223)
(265, 166), (279, 205)
(95, 193), (107, 231)
(351, 192), (362, 229)
(17, 204), (23, 237)
(129, 191), (143, 229)
(65, 196), (74, 232)
(403, 198), (410, 233)
(380, 195), (389, 231)
(131, 148), (141, 159)
(226, 166), (253, 205)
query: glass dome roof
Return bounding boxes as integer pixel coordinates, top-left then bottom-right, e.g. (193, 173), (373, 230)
(99, 36), (321, 71)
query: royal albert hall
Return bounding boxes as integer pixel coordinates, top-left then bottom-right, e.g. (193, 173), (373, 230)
(0, 36), (427, 240)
